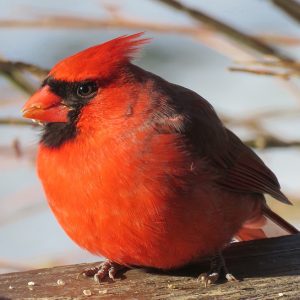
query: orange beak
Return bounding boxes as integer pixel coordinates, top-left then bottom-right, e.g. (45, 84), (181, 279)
(22, 86), (70, 123)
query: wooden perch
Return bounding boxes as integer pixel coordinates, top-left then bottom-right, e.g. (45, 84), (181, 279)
(0, 234), (299, 299)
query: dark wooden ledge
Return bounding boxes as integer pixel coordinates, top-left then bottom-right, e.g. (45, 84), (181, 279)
(0, 234), (300, 299)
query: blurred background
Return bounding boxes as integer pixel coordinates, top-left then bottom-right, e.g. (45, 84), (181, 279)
(0, 0), (300, 274)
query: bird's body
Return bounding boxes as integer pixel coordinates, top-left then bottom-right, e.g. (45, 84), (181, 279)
(23, 34), (297, 273)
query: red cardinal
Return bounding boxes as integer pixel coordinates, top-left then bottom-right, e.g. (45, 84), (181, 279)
(23, 33), (298, 285)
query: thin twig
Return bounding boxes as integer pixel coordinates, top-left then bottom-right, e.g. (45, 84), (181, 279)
(153, 0), (300, 100)
(257, 34), (300, 46)
(0, 17), (299, 46)
(242, 108), (300, 120)
(244, 135), (300, 149)
(229, 58), (300, 78)
(0, 16), (203, 34)
(0, 117), (299, 150)
(228, 67), (294, 79)
(0, 16), (255, 63)
(155, 0), (293, 61)
(1, 70), (36, 95)
(236, 60), (300, 69)
(1, 15), (299, 77)
(272, 0), (300, 24)
(0, 118), (37, 126)
(1, 21), (298, 81)
(0, 60), (49, 78)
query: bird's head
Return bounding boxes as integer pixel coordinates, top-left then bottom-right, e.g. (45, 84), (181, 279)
(22, 33), (150, 148)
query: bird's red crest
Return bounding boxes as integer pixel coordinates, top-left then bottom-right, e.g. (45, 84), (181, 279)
(50, 33), (150, 82)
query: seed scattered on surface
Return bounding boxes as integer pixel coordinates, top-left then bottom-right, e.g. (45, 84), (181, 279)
(27, 281), (35, 286)
(99, 289), (108, 294)
(57, 279), (65, 286)
(167, 284), (176, 289)
(83, 289), (92, 296)
(8, 285), (13, 289)
(278, 293), (284, 297)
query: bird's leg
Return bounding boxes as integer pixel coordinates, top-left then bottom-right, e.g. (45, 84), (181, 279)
(198, 251), (237, 287)
(80, 260), (125, 283)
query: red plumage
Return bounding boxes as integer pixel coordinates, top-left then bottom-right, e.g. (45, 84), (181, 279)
(50, 32), (150, 82)
(23, 33), (298, 272)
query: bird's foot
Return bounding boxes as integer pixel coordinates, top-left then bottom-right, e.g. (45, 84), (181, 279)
(198, 252), (238, 287)
(80, 260), (125, 283)
(198, 272), (220, 287)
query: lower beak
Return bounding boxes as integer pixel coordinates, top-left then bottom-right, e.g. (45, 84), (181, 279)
(22, 86), (70, 123)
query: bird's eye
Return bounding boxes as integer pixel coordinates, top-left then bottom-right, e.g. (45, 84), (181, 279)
(76, 82), (98, 99)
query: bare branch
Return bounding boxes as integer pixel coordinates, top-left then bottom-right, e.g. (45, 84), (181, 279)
(0, 16), (202, 35)
(0, 16), (299, 47)
(258, 34), (300, 46)
(0, 118), (37, 126)
(272, 0), (300, 24)
(229, 58), (300, 78)
(1, 15), (299, 80)
(228, 67), (294, 79)
(155, 0), (293, 61)
(0, 60), (48, 79)
(236, 60), (300, 69)
(1, 70), (36, 95)
(1, 117), (299, 151)
(152, 0), (300, 94)
(244, 135), (300, 149)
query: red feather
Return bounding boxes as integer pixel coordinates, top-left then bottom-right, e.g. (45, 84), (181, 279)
(50, 32), (150, 82)
(23, 34), (297, 272)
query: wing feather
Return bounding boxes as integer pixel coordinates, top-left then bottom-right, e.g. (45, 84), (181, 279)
(164, 82), (290, 205)
(217, 129), (291, 204)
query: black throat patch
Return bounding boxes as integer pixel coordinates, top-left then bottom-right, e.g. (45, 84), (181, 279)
(41, 110), (80, 148)
(40, 77), (97, 148)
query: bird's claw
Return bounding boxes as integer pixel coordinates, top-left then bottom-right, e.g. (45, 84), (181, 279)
(198, 252), (238, 287)
(198, 272), (219, 287)
(80, 260), (124, 283)
(225, 273), (238, 282)
(93, 261), (119, 283)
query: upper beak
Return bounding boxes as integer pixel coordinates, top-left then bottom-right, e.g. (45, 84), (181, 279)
(22, 86), (70, 123)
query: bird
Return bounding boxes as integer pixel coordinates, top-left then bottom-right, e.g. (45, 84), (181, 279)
(22, 33), (298, 285)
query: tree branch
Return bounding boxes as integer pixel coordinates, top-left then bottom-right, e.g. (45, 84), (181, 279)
(229, 59), (300, 78)
(1, 70), (37, 95)
(1, 118), (299, 150)
(228, 67), (295, 79)
(0, 60), (48, 79)
(272, 0), (300, 24)
(244, 135), (300, 149)
(155, 0), (293, 61)
(0, 17), (299, 46)
(0, 16), (202, 34)
(0, 118), (37, 126)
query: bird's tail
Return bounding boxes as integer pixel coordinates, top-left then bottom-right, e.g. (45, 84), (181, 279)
(235, 206), (298, 241)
